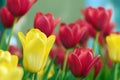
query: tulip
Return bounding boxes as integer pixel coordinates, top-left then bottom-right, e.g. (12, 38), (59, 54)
(83, 7), (112, 31)
(106, 34), (120, 62)
(94, 59), (102, 77)
(69, 47), (100, 77)
(9, 45), (22, 60)
(75, 19), (96, 38)
(50, 47), (66, 67)
(18, 28), (55, 72)
(59, 23), (87, 48)
(34, 12), (60, 37)
(7, 0), (37, 17)
(0, 50), (23, 80)
(0, 7), (14, 28)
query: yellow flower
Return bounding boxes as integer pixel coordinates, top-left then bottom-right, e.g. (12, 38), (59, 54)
(0, 50), (23, 80)
(106, 34), (120, 62)
(18, 29), (55, 72)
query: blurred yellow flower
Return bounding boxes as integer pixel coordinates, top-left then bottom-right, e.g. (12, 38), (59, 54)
(18, 29), (55, 72)
(0, 50), (23, 80)
(106, 34), (120, 62)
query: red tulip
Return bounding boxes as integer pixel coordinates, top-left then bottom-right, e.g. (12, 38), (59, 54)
(9, 45), (22, 60)
(34, 12), (60, 37)
(75, 19), (96, 38)
(50, 47), (66, 67)
(94, 59), (102, 77)
(59, 23), (87, 48)
(98, 22), (115, 45)
(0, 7), (14, 28)
(69, 47), (100, 77)
(7, 0), (37, 16)
(83, 7), (112, 31)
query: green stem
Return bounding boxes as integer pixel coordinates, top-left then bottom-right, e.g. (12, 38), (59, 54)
(6, 18), (18, 50)
(92, 32), (99, 53)
(61, 49), (70, 80)
(55, 69), (61, 80)
(114, 63), (119, 80)
(0, 29), (7, 49)
(32, 73), (37, 80)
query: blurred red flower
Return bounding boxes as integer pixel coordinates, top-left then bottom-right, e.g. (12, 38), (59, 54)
(0, 7), (14, 28)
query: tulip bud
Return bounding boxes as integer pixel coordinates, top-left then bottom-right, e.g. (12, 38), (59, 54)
(7, 0), (37, 16)
(34, 12), (60, 37)
(8, 45), (22, 60)
(59, 23), (87, 48)
(0, 7), (14, 28)
(69, 47), (100, 77)
(83, 7), (112, 31)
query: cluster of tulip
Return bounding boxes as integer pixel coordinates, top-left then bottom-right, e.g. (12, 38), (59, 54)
(0, 0), (120, 80)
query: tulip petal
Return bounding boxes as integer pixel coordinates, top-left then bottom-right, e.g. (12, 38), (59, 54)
(11, 55), (18, 67)
(41, 35), (55, 68)
(69, 54), (82, 77)
(86, 55), (100, 76)
(23, 38), (45, 72)
(18, 32), (26, 49)
(26, 29), (47, 43)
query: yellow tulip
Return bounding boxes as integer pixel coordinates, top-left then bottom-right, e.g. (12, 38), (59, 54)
(18, 29), (55, 72)
(106, 34), (120, 62)
(0, 50), (23, 80)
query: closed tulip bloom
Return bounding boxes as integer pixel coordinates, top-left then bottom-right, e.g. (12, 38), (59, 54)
(0, 7), (14, 28)
(69, 47), (100, 77)
(59, 23), (87, 48)
(7, 0), (37, 16)
(0, 50), (23, 80)
(34, 12), (60, 37)
(18, 29), (55, 72)
(83, 7), (112, 31)
(106, 34), (120, 62)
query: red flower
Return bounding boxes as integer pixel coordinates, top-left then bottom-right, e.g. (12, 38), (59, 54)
(9, 45), (22, 60)
(83, 7), (112, 31)
(94, 59), (102, 77)
(69, 47), (100, 77)
(75, 19), (96, 38)
(7, 0), (37, 16)
(50, 47), (66, 67)
(0, 7), (14, 28)
(59, 23), (87, 48)
(34, 12), (60, 37)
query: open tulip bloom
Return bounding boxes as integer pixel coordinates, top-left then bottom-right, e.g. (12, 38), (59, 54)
(0, 1), (120, 80)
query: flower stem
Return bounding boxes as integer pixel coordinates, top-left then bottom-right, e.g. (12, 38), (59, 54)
(93, 32), (99, 53)
(114, 63), (119, 80)
(55, 69), (61, 80)
(0, 29), (7, 49)
(61, 49), (70, 80)
(32, 73), (37, 80)
(6, 18), (17, 50)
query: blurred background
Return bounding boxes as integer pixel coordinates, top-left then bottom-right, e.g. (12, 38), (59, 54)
(0, 0), (120, 45)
